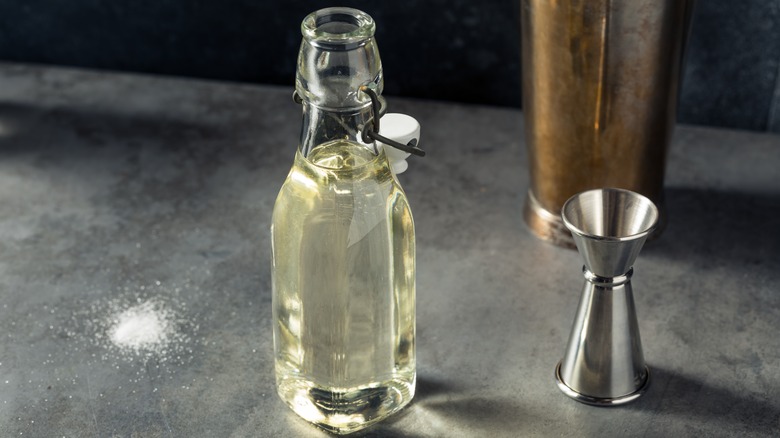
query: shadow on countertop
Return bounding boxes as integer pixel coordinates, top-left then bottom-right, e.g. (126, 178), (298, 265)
(628, 366), (780, 432)
(645, 187), (780, 278)
(0, 101), (227, 151)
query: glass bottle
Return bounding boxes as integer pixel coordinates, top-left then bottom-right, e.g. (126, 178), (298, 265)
(271, 7), (416, 434)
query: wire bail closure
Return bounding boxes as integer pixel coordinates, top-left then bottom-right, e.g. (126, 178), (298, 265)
(358, 86), (426, 157)
(292, 88), (425, 157)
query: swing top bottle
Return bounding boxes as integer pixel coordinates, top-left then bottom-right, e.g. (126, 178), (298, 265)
(271, 7), (416, 434)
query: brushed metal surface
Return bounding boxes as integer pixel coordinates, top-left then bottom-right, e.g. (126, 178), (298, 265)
(521, 0), (694, 246)
(562, 188), (658, 277)
(556, 189), (657, 404)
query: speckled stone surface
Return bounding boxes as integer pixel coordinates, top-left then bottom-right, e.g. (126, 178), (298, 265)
(0, 63), (779, 437)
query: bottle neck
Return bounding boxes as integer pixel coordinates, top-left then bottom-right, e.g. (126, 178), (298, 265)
(296, 8), (383, 110)
(295, 7), (385, 158)
(299, 102), (375, 157)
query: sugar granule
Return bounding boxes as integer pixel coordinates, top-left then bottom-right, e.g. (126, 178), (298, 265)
(108, 300), (171, 353)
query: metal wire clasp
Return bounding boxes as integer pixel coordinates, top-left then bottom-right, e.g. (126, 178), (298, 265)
(292, 88), (425, 157)
(358, 86), (426, 157)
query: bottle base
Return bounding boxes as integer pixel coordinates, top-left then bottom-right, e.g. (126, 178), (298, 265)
(277, 375), (415, 434)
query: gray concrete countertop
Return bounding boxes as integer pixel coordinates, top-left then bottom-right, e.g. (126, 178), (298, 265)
(0, 63), (778, 437)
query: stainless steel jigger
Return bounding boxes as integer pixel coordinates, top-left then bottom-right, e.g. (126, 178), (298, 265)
(555, 188), (659, 406)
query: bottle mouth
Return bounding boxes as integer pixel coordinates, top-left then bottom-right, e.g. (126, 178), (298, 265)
(302, 7), (375, 50)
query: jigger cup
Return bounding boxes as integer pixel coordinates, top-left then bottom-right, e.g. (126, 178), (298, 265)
(555, 188), (659, 406)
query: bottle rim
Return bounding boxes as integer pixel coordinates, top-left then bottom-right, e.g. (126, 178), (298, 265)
(302, 7), (376, 49)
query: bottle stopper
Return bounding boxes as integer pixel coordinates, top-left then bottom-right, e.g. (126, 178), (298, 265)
(377, 113), (420, 174)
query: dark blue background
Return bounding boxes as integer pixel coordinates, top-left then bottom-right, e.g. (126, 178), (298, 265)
(1, 1), (778, 132)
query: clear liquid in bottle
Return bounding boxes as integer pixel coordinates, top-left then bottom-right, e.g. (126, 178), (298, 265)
(272, 139), (415, 434)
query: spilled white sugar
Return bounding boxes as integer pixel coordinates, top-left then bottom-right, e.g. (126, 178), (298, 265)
(108, 300), (171, 353)
(60, 279), (203, 370)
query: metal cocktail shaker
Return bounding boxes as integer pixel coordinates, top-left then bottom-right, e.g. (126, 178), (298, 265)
(520, 0), (695, 247)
